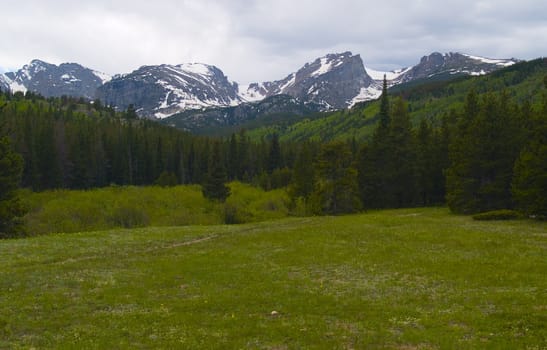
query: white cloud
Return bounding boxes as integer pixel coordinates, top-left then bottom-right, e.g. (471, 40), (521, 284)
(1, 0), (546, 84)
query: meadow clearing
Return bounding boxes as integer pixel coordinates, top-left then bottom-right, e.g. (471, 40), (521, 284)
(1, 207), (546, 348)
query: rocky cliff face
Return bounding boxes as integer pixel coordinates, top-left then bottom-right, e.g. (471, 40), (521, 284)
(96, 63), (241, 119)
(395, 52), (517, 83)
(3, 60), (109, 99)
(240, 52), (377, 110)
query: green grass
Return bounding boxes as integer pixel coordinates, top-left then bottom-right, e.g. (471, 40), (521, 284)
(1, 208), (546, 348)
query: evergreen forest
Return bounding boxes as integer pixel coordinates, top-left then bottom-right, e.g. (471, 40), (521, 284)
(1, 58), (546, 237)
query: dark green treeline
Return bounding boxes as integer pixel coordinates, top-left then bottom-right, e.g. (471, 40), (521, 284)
(1, 84), (545, 218)
(0, 91), (298, 192)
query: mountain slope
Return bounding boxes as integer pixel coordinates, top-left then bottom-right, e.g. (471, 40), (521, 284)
(97, 63), (241, 119)
(164, 52), (520, 134)
(4, 59), (109, 99)
(244, 58), (546, 142)
(240, 52), (377, 110)
(0, 74), (11, 92)
(162, 94), (323, 135)
(395, 52), (517, 83)
(1, 51), (520, 122)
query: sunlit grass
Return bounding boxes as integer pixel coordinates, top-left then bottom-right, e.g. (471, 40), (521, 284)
(1, 208), (546, 348)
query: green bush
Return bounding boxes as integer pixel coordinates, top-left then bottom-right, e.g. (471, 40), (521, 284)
(154, 171), (178, 187)
(472, 209), (522, 221)
(21, 182), (291, 235)
(226, 182), (289, 223)
(108, 205), (150, 228)
(223, 202), (245, 225)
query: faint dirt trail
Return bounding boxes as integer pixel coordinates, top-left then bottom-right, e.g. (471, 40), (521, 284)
(146, 234), (219, 252)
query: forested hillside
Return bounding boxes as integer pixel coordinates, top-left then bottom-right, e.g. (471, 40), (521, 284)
(0, 92), (290, 191)
(1, 58), (546, 237)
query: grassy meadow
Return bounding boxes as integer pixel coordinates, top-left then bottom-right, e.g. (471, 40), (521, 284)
(1, 207), (546, 348)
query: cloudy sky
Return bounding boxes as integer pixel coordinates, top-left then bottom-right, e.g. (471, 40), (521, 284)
(1, 0), (546, 84)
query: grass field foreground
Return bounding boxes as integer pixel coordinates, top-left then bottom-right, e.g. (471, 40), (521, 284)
(1, 208), (546, 348)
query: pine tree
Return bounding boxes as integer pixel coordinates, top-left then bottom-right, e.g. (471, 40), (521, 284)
(267, 133), (282, 174)
(0, 136), (25, 237)
(446, 91), (481, 213)
(416, 119), (434, 205)
(288, 142), (315, 200)
(378, 75), (390, 132)
(237, 129), (250, 180)
(202, 142), (230, 202)
(446, 92), (520, 213)
(358, 75), (392, 208)
(227, 133), (238, 180)
(431, 117), (450, 204)
(313, 141), (361, 215)
(125, 104), (138, 119)
(388, 97), (416, 207)
(512, 96), (547, 218)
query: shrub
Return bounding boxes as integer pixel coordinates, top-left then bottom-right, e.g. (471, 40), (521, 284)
(108, 205), (150, 228)
(21, 182), (290, 235)
(155, 171), (178, 187)
(472, 209), (522, 221)
(223, 202), (246, 225)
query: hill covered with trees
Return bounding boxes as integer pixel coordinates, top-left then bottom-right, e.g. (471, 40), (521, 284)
(1, 58), (546, 237)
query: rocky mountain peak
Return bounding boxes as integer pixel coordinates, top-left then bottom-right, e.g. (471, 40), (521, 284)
(3, 59), (109, 99)
(396, 52), (518, 83)
(96, 62), (241, 119)
(240, 51), (375, 111)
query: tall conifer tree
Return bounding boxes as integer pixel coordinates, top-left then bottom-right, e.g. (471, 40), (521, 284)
(512, 94), (547, 218)
(358, 75), (392, 208)
(0, 136), (25, 237)
(202, 142), (230, 202)
(388, 97), (416, 207)
(313, 141), (361, 214)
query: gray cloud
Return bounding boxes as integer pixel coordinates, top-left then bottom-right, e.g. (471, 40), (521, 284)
(1, 0), (545, 83)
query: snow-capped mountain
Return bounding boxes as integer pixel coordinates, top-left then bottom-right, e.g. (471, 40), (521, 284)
(1, 51), (519, 120)
(368, 52), (518, 86)
(3, 59), (110, 99)
(240, 52), (377, 110)
(239, 51), (518, 112)
(96, 63), (241, 119)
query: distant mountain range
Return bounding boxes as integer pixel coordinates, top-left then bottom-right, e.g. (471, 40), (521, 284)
(0, 52), (518, 121)
(0, 59), (110, 100)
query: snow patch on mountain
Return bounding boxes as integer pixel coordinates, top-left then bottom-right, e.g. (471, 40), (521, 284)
(238, 83), (266, 102)
(176, 62), (213, 76)
(93, 70), (112, 84)
(365, 66), (412, 81)
(9, 80), (27, 93)
(311, 57), (335, 77)
(0, 73), (27, 93)
(461, 53), (516, 67)
(279, 73), (296, 91)
(349, 85), (382, 107)
(0, 74), (11, 91)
